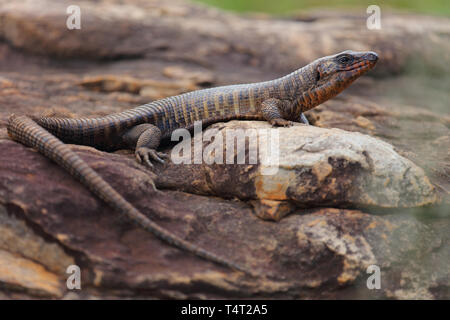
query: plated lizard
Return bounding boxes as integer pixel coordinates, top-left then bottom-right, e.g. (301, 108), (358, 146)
(7, 50), (378, 275)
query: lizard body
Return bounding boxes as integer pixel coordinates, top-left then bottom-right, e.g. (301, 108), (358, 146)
(7, 50), (378, 274)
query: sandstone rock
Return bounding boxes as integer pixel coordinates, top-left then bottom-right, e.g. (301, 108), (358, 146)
(80, 74), (207, 100)
(157, 121), (438, 220)
(0, 205), (73, 297)
(0, 139), (447, 299)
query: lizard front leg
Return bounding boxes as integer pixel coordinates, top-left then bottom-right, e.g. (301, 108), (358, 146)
(260, 98), (293, 127)
(123, 124), (167, 168)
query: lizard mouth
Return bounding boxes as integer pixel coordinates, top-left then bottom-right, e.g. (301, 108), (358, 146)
(342, 52), (378, 74)
(342, 60), (377, 73)
(336, 61), (376, 78)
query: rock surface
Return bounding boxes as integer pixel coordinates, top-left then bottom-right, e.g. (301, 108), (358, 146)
(0, 0), (448, 299)
(157, 121), (438, 220)
(0, 141), (447, 299)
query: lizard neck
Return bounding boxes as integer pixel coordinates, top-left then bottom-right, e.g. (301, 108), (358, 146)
(269, 64), (318, 101)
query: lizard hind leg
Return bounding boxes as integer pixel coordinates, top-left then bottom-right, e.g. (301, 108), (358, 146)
(123, 124), (168, 168)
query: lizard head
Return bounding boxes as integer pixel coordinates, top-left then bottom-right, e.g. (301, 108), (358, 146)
(297, 50), (378, 111)
(315, 50), (378, 86)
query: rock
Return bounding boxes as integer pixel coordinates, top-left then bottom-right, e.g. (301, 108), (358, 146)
(157, 121), (438, 220)
(0, 139), (447, 299)
(308, 96), (450, 201)
(0, 205), (73, 297)
(0, 249), (62, 297)
(80, 74), (208, 100)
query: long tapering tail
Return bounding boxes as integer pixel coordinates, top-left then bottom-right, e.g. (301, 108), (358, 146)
(7, 114), (250, 275)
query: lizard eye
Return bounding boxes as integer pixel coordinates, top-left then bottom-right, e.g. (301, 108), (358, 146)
(337, 55), (351, 64)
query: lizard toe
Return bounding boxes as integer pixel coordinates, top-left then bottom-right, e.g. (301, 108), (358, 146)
(157, 151), (168, 159)
(136, 147), (166, 165)
(147, 149), (165, 164)
(135, 147), (155, 168)
(270, 118), (293, 127)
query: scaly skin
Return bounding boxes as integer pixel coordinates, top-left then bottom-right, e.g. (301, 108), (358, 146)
(7, 50), (378, 275)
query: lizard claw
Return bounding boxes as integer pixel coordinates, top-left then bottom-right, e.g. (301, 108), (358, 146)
(135, 147), (166, 168)
(270, 118), (293, 127)
(156, 151), (168, 159)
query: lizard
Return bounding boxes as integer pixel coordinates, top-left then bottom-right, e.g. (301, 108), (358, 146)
(7, 50), (378, 275)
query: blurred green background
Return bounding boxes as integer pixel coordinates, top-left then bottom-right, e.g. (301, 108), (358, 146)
(195, 0), (450, 16)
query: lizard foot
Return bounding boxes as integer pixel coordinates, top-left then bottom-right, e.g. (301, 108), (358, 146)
(269, 118), (293, 127)
(136, 147), (168, 168)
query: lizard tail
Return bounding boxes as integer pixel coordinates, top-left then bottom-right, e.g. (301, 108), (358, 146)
(7, 114), (252, 276)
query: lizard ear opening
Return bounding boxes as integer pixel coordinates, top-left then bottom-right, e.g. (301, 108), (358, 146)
(315, 65), (322, 82)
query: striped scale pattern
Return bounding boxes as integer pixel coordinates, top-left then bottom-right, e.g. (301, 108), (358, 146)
(32, 67), (314, 151)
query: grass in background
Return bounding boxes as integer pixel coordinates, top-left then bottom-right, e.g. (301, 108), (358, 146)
(195, 0), (450, 17)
